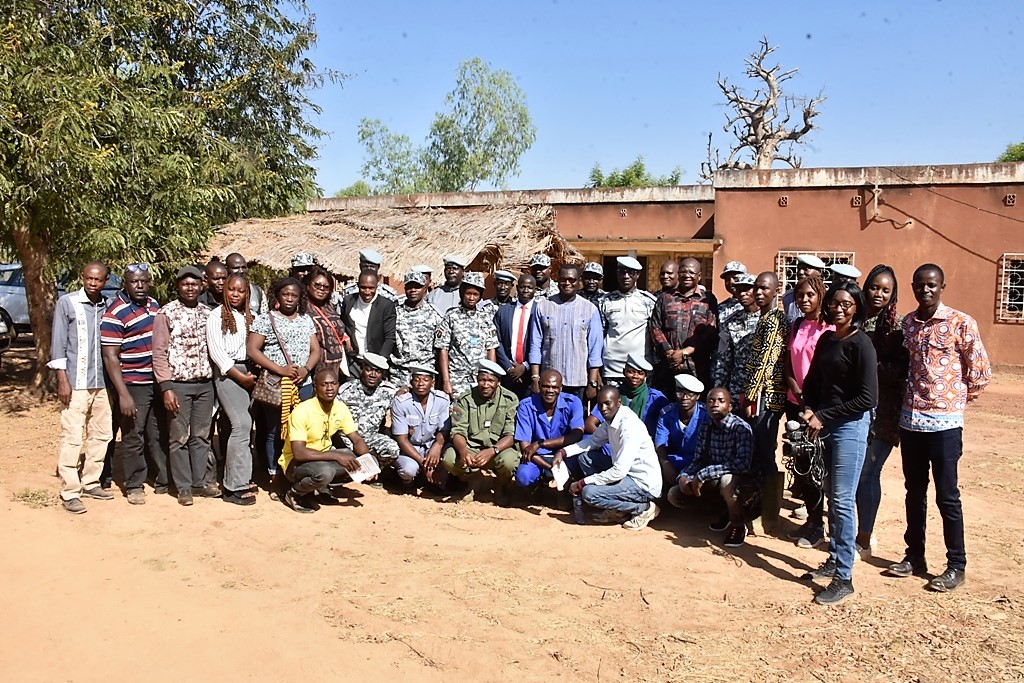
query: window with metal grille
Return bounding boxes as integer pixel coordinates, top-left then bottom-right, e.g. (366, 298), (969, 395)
(998, 253), (1024, 323)
(775, 251), (856, 293)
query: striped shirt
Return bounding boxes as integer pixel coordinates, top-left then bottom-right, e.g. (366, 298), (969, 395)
(528, 294), (604, 387)
(100, 291), (160, 385)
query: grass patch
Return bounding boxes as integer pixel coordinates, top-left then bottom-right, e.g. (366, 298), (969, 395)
(12, 488), (56, 508)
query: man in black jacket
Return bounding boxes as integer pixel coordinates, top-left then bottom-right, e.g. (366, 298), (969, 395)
(342, 270), (397, 371)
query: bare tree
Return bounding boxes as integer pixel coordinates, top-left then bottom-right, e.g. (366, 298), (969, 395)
(700, 37), (825, 182)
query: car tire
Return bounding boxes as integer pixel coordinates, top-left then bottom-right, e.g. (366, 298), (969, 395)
(0, 308), (16, 343)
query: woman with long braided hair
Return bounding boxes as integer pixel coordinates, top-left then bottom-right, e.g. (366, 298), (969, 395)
(206, 274), (258, 504)
(855, 264), (909, 559)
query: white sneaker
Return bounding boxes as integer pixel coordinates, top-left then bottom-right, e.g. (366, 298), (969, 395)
(856, 535), (877, 561)
(622, 501), (660, 530)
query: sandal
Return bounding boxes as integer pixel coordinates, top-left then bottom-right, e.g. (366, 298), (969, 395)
(223, 487), (257, 506)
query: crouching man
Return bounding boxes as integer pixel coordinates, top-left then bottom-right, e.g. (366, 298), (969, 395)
(442, 359), (520, 506)
(514, 369), (585, 489)
(391, 363), (451, 493)
(667, 388), (753, 547)
(281, 369), (371, 513)
(554, 386), (663, 530)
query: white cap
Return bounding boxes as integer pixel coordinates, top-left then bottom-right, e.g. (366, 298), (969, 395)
(797, 254), (827, 270)
(359, 248), (383, 265)
(443, 254), (469, 268)
(624, 353), (653, 373)
(477, 359), (506, 378)
(616, 256), (643, 271)
(674, 373), (705, 394)
(493, 269), (516, 282)
(830, 263), (861, 279)
(361, 352), (389, 371)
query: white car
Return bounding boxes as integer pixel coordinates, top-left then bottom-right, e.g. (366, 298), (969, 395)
(0, 263), (121, 337)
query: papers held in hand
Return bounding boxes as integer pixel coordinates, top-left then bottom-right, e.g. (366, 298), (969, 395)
(552, 462), (570, 491)
(348, 454), (381, 484)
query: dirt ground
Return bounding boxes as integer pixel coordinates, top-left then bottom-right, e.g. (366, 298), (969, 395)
(1, 340), (1022, 683)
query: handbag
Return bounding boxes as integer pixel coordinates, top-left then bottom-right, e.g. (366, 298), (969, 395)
(252, 313), (295, 407)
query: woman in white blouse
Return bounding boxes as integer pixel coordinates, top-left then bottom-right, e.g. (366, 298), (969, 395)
(206, 274), (258, 505)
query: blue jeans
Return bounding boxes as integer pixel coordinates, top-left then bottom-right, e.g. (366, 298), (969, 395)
(823, 412), (871, 581)
(899, 427), (966, 570)
(254, 383), (314, 476)
(577, 449), (653, 517)
(581, 476), (654, 517)
(855, 437), (895, 537)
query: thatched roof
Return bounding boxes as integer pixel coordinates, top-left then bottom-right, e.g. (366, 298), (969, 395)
(207, 205), (581, 279)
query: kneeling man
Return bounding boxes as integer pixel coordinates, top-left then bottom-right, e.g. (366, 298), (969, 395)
(654, 373), (711, 487)
(667, 388), (753, 547)
(442, 359), (520, 505)
(391, 364), (451, 492)
(281, 370), (371, 513)
(555, 386), (663, 530)
(514, 369), (585, 488)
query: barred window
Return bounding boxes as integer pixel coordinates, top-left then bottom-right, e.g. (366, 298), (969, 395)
(775, 251), (856, 293)
(998, 253), (1024, 323)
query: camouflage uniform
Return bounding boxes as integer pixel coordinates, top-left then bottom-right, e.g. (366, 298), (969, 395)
(336, 377), (400, 463)
(393, 301), (443, 387)
(434, 306), (499, 398)
(535, 280), (560, 299)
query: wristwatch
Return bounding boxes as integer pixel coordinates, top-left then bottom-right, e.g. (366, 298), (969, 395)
(587, 381), (599, 387)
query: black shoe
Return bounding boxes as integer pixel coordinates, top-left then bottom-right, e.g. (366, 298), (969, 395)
(709, 514), (731, 532)
(886, 557), (928, 578)
(723, 523), (746, 548)
(153, 484), (169, 495)
(814, 577), (855, 605)
(801, 557), (837, 581)
(192, 483), (221, 498)
(928, 567), (966, 592)
(284, 489), (317, 514)
(101, 477), (113, 490)
(177, 490), (194, 507)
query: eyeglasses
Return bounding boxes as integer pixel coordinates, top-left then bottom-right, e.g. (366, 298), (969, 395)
(126, 263), (149, 273)
(557, 277), (579, 283)
(309, 281), (332, 290)
(828, 300), (856, 311)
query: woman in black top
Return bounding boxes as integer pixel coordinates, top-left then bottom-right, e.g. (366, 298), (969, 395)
(855, 265), (908, 559)
(799, 281), (878, 605)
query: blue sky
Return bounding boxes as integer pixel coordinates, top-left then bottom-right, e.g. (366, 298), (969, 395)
(303, 0), (1022, 196)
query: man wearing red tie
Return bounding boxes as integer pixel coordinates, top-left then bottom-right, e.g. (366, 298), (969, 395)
(494, 273), (537, 398)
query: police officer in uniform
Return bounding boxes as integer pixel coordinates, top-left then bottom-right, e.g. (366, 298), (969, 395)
(442, 359), (520, 506)
(391, 363), (451, 493)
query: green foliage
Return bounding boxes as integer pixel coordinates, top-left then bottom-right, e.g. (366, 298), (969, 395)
(358, 58), (536, 194)
(996, 142), (1024, 163)
(588, 156), (682, 188)
(334, 180), (373, 197)
(0, 1), (331, 384)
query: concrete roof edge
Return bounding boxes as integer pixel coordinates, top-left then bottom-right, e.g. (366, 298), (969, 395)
(307, 185), (714, 212)
(712, 162), (1024, 189)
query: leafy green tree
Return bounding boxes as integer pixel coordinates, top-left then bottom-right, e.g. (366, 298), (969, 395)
(588, 157), (682, 188)
(334, 180), (373, 197)
(357, 119), (425, 195)
(358, 58), (536, 194)
(1, 0), (328, 391)
(997, 142), (1024, 163)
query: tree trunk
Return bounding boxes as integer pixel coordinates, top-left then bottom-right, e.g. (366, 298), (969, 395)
(11, 219), (56, 395)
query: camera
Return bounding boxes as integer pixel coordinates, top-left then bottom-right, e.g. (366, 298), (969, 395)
(782, 420), (828, 463)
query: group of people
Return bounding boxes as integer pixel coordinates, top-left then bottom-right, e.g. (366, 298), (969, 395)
(50, 247), (990, 605)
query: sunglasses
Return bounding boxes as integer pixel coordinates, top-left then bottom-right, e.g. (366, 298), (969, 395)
(126, 263), (150, 273)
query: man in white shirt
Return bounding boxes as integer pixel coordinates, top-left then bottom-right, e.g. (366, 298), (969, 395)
(554, 386), (663, 530)
(598, 256), (657, 385)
